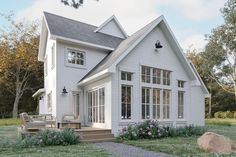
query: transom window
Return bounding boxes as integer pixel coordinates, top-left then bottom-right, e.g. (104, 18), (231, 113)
(121, 71), (132, 81)
(121, 85), (132, 120)
(67, 48), (85, 66)
(153, 68), (161, 84)
(178, 91), (184, 119)
(141, 66), (151, 83)
(141, 66), (171, 86)
(163, 70), (171, 85)
(178, 80), (185, 88)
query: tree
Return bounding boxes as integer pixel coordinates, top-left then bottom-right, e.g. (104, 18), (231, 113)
(0, 15), (42, 118)
(61, 0), (98, 8)
(202, 0), (236, 100)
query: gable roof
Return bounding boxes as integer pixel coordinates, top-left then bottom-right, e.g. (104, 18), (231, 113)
(94, 15), (128, 39)
(79, 17), (161, 82)
(79, 15), (209, 95)
(43, 12), (124, 49)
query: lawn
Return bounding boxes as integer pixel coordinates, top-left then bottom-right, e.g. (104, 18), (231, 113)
(0, 119), (21, 126)
(121, 124), (236, 156)
(0, 125), (115, 157)
(205, 118), (236, 126)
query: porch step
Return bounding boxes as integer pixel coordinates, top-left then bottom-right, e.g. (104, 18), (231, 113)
(76, 128), (115, 142)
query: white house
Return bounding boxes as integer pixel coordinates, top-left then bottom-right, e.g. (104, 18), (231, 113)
(34, 12), (209, 135)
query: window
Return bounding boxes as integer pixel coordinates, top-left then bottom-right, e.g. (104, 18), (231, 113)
(67, 48), (85, 66)
(153, 68), (161, 84)
(163, 70), (171, 85)
(178, 80), (185, 88)
(121, 85), (132, 119)
(87, 88), (105, 123)
(121, 71), (132, 81)
(51, 43), (55, 69)
(178, 91), (184, 119)
(142, 87), (150, 119)
(141, 66), (151, 83)
(47, 92), (52, 112)
(153, 89), (161, 119)
(99, 88), (105, 123)
(163, 90), (170, 119)
(73, 93), (79, 116)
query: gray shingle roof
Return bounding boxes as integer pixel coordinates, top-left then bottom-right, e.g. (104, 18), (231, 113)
(44, 12), (124, 49)
(80, 18), (160, 82)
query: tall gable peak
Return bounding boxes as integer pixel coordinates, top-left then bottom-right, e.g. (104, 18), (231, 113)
(94, 15), (128, 39)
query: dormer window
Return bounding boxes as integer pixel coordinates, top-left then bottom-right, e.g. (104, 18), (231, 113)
(67, 48), (85, 66)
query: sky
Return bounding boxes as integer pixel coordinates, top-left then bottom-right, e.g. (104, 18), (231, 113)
(0, 0), (226, 52)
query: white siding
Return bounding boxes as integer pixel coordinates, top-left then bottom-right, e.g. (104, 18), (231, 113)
(98, 20), (126, 39)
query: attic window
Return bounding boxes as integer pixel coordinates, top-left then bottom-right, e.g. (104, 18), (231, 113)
(67, 48), (85, 66)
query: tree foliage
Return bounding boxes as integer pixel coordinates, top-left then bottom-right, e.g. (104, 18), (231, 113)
(61, 0), (98, 8)
(202, 0), (236, 99)
(0, 14), (43, 118)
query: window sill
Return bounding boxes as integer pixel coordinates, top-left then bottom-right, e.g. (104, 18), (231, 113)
(65, 63), (87, 70)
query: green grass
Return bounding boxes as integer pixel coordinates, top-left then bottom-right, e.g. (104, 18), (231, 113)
(0, 119), (21, 126)
(0, 125), (115, 157)
(121, 125), (236, 156)
(205, 118), (236, 126)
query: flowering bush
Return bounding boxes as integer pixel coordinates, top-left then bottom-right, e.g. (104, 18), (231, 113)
(17, 128), (80, 148)
(118, 120), (206, 140)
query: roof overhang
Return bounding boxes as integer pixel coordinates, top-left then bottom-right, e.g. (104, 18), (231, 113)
(78, 69), (111, 86)
(52, 35), (115, 51)
(32, 88), (45, 98)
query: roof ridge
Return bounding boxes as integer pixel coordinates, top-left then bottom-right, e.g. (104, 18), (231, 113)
(43, 11), (98, 28)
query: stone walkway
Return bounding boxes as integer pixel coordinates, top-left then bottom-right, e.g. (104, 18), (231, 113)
(95, 142), (175, 157)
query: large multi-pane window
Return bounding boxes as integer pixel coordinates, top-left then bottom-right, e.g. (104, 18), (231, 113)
(121, 85), (132, 120)
(163, 90), (171, 119)
(87, 88), (105, 123)
(142, 88), (150, 119)
(153, 68), (161, 84)
(67, 48), (85, 66)
(178, 91), (184, 119)
(141, 66), (151, 83)
(163, 70), (171, 85)
(153, 89), (161, 119)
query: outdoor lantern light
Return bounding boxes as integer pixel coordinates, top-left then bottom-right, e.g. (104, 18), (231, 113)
(155, 40), (163, 49)
(62, 86), (68, 94)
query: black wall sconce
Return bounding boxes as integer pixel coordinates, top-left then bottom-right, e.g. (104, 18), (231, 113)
(155, 40), (163, 50)
(62, 86), (68, 94)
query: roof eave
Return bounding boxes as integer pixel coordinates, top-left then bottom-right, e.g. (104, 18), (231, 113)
(51, 35), (115, 51)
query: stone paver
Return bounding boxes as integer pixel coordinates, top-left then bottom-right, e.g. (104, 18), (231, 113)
(95, 142), (175, 157)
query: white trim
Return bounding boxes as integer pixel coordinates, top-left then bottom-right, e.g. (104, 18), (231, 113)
(52, 35), (115, 51)
(78, 69), (110, 85)
(94, 15), (128, 38)
(32, 88), (45, 98)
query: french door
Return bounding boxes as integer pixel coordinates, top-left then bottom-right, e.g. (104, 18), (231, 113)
(87, 88), (105, 123)
(72, 92), (80, 117)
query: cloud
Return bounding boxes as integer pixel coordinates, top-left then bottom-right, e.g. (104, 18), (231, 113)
(16, 0), (159, 35)
(158, 0), (225, 21)
(181, 34), (208, 52)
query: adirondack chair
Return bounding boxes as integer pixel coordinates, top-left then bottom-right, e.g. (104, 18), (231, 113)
(19, 112), (46, 131)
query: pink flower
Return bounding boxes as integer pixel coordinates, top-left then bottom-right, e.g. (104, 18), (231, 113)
(148, 132), (152, 136)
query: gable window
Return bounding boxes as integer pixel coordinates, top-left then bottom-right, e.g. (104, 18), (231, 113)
(163, 70), (171, 86)
(153, 68), (161, 84)
(178, 80), (185, 88)
(67, 48), (85, 66)
(178, 91), (184, 119)
(121, 71), (132, 81)
(121, 85), (132, 119)
(141, 66), (151, 83)
(51, 43), (55, 69)
(163, 90), (170, 119)
(47, 92), (52, 112)
(142, 87), (150, 119)
(153, 88), (161, 119)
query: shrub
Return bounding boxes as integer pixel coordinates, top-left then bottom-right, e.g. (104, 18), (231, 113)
(214, 111), (236, 119)
(118, 120), (206, 140)
(17, 128), (80, 148)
